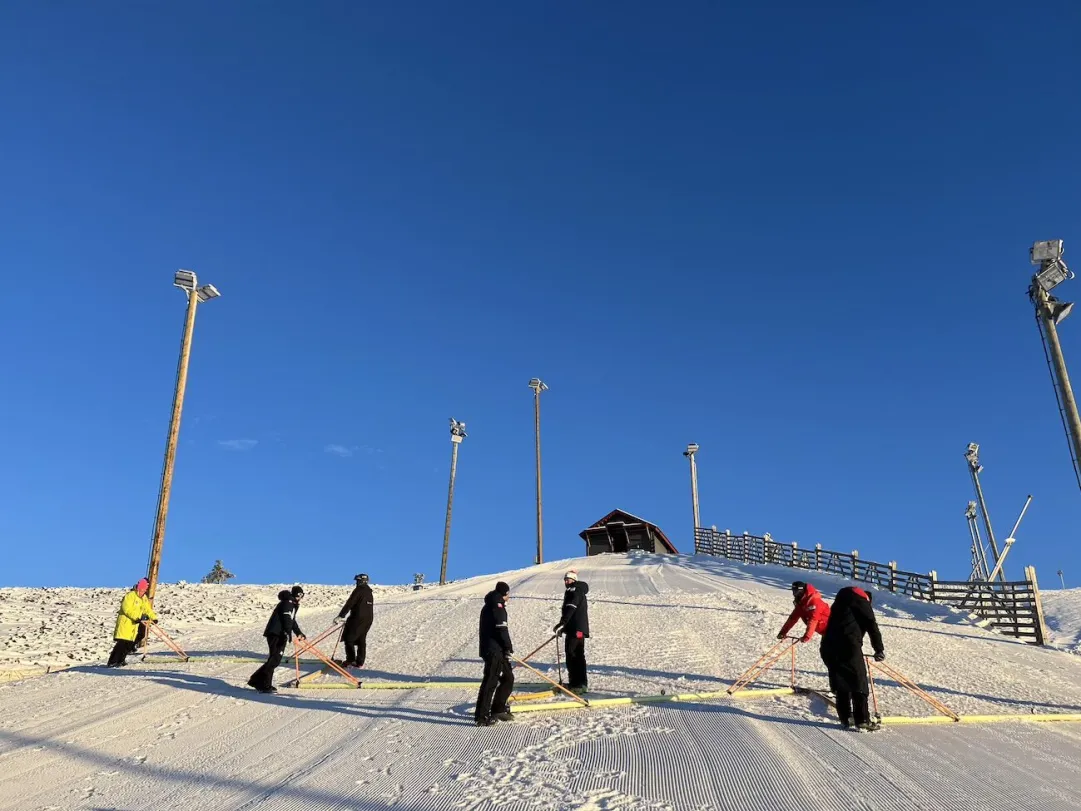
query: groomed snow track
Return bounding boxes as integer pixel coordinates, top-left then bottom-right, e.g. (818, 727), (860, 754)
(3, 554), (1081, 810)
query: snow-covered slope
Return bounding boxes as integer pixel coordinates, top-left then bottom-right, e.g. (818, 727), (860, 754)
(0, 581), (415, 677)
(2, 554), (1081, 810)
(1042, 586), (1081, 654)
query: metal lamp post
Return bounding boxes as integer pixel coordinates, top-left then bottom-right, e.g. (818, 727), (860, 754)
(529, 378), (548, 565)
(146, 270), (220, 601)
(439, 418), (467, 585)
(683, 443), (701, 545)
(1029, 239), (1081, 490)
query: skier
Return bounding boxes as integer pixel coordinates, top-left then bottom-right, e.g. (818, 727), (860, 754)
(333, 573), (374, 667)
(819, 585), (886, 731)
(777, 581), (830, 643)
(107, 578), (158, 667)
(475, 581), (515, 726)
(552, 569), (590, 692)
(248, 585), (307, 694)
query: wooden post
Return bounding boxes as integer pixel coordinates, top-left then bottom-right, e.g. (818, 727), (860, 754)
(814, 543), (822, 571)
(1025, 565), (1049, 646)
(791, 541), (798, 568)
(888, 561), (897, 593)
(930, 570), (938, 602)
(851, 550), (860, 581)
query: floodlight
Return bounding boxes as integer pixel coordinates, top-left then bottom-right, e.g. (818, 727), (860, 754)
(684, 443), (699, 457)
(1030, 240), (1064, 266)
(174, 270), (197, 292)
(196, 284), (220, 303)
(1047, 296), (1075, 326)
(449, 418), (467, 439)
(528, 378), (548, 393)
(1034, 259), (1073, 293)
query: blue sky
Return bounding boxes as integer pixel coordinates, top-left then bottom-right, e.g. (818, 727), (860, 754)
(2, 2), (1080, 590)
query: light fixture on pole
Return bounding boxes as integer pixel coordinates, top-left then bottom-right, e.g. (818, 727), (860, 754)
(439, 418), (467, 585)
(146, 270), (221, 602)
(965, 501), (990, 582)
(963, 443), (1005, 582)
(683, 443), (701, 544)
(528, 378), (548, 566)
(1029, 239), (1081, 490)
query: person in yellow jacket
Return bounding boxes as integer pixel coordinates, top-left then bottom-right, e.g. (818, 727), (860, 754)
(107, 578), (158, 667)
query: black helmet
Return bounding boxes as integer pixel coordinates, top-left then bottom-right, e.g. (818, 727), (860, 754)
(355, 573), (369, 583)
(291, 585), (305, 598)
(791, 581), (807, 594)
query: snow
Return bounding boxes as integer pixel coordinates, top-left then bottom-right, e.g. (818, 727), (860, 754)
(0, 581), (416, 679)
(2, 554), (1081, 810)
(1042, 586), (1081, 654)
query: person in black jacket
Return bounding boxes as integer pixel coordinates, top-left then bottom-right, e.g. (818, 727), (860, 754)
(552, 569), (590, 691)
(475, 581), (515, 726)
(248, 585), (307, 694)
(334, 573), (374, 667)
(819, 585), (885, 731)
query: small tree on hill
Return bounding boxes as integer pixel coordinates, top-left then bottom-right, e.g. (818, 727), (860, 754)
(202, 560), (236, 584)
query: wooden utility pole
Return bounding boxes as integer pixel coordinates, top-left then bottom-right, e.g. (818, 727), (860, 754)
(146, 271), (220, 601)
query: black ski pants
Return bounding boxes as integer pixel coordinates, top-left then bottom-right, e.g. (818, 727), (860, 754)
(250, 634), (287, 690)
(344, 618), (372, 666)
(821, 643), (871, 725)
(835, 690), (871, 726)
(107, 623), (147, 666)
(475, 651), (514, 721)
(564, 634), (587, 688)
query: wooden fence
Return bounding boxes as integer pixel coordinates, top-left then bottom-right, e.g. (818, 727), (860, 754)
(693, 527), (1048, 645)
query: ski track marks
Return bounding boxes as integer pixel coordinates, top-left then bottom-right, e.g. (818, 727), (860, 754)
(4, 555), (1081, 810)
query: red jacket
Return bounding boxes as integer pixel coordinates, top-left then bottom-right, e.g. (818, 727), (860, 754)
(780, 584), (831, 642)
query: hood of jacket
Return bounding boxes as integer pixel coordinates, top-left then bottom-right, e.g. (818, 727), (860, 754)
(277, 589), (292, 601)
(569, 580), (589, 596)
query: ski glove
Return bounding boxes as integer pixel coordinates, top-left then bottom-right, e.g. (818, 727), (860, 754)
(140, 615), (150, 621)
(552, 623), (564, 634)
(776, 631), (786, 640)
(874, 650), (886, 662)
(333, 616), (345, 625)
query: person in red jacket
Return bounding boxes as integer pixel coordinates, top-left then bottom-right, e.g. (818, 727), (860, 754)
(777, 581), (831, 643)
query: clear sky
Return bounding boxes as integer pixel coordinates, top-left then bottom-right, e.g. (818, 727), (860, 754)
(2, 2), (1080, 590)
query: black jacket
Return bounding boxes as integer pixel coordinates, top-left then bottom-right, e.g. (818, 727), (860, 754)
(478, 589), (513, 658)
(560, 580), (590, 638)
(338, 583), (374, 630)
(820, 586), (883, 661)
(264, 590), (304, 641)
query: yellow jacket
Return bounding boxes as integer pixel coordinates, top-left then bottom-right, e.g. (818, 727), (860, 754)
(113, 590), (158, 641)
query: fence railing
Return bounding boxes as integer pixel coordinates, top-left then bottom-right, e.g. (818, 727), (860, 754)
(693, 527), (1048, 645)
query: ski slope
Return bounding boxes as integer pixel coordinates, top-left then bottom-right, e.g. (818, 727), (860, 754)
(1043, 587), (1081, 654)
(2, 554), (1081, 810)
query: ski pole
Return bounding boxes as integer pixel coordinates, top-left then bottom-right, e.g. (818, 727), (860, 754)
(556, 637), (563, 685)
(330, 625), (344, 664)
(865, 656), (880, 721)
